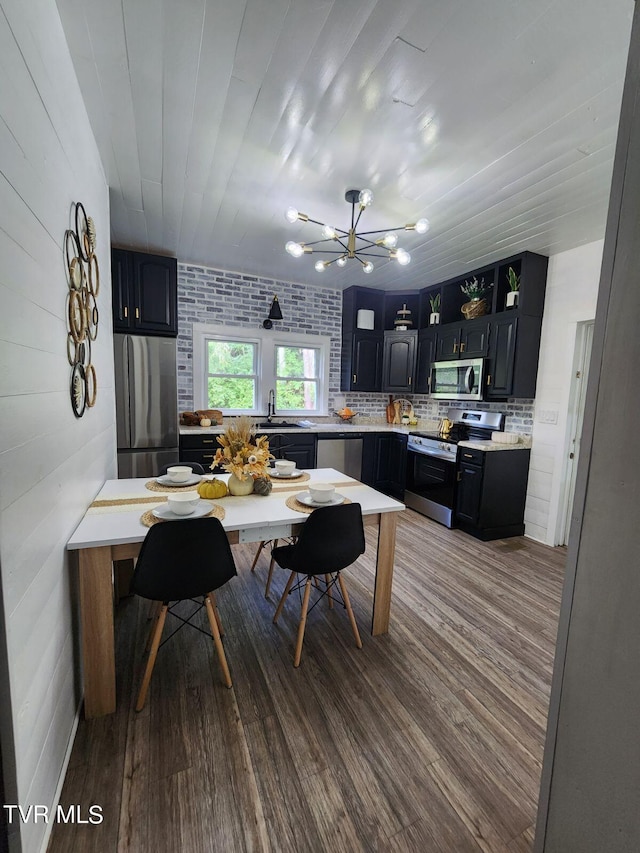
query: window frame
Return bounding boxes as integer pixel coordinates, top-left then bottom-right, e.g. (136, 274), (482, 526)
(192, 324), (331, 417)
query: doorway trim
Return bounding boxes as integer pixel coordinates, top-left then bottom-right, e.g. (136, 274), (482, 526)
(555, 320), (595, 546)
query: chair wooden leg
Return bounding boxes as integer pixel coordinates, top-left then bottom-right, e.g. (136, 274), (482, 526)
(338, 574), (363, 649)
(205, 594), (232, 689)
(325, 574), (334, 609)
(250, 541), (266, 572)
(294, 578), (313, 667)
(145, 601), (163, 652)
(273, 571), (296, 623)
(136, 605), (168, 712)
(210, 591), (224, 637)
(264, 539), (278, 598)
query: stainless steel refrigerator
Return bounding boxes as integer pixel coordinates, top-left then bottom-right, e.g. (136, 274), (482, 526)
(114, 334), (178, 478)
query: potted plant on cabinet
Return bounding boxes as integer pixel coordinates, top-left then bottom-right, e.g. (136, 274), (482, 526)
(429, 293), (441, 325)
(460, 276), (492, 319)
(506, 266), (520, 309)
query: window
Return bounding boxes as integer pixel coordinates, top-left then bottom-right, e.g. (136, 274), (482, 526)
(206, 339), (258, 411)
(193, 325), (330, 416)
(275, 344), (319, 411)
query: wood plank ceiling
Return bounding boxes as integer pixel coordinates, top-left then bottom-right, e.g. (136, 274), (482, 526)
(56, 0), (633, 291)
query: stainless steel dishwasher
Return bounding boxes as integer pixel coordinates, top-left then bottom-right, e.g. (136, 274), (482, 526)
(316, 433), (364, 479)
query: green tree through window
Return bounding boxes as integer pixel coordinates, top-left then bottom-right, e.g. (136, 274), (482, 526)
(206, 340), (257, 409)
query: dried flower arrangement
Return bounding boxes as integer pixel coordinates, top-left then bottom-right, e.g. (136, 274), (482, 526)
(212, 415), (273, 480)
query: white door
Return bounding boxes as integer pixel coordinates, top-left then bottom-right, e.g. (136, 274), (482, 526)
(559, 321), (594, 545)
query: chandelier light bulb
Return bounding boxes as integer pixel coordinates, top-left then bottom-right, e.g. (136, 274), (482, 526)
(285, 207), (299, 223)
(336, 255), (348, 267)
(415, 218), (429, 234)
(358, 188), (374, 207)
(321, 224), (337, 240)
(285, 240), (304, 258)
(382, 232), (398, 248)
(396, 248), (411, 266)
(314, 260), (326, 272)
(362, 261), (374, 274)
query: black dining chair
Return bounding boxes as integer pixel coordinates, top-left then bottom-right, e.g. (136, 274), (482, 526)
(131, 516), (237, 711)
(271, 502), (366, 667)
(157, 461), (205, 476)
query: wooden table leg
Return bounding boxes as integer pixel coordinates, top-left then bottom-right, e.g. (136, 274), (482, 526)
(371, 512), (397, 636)
(78, 546), (116, 718)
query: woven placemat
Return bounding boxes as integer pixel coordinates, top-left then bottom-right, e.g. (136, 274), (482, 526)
(141, 503), (225, 528)
(145, 479), (203, 493)
(270, 471), (310, 483)
(285, 494), (351, 515)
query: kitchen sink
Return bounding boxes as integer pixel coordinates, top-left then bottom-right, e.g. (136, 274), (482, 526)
(257, 421), (302, 429)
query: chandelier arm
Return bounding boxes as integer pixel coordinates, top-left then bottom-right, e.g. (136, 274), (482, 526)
(310, 249), (352, 255)
(354, 250), (392, 258)
(354, 236), (379, 249)
(355, 225), (409, 237)
(301, 238), (350, 249)
(353, 206), (365, 230)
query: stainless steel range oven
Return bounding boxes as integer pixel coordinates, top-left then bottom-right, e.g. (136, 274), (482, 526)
(404, 409), (505, 527)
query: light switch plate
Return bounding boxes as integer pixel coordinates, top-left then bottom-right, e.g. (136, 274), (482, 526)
(538, 409), (559, 424)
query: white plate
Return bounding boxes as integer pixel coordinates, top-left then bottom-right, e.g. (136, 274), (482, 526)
(270, 468), (303, 479)
(152, 501), (213, 521)
(295, 491), (345, 508)
(156, 473), (202, 487)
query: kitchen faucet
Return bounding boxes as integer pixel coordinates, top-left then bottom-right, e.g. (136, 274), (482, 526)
(267, 389), (276, 422)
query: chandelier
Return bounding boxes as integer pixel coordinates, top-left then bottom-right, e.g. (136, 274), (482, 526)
(284, 188), (429, 274)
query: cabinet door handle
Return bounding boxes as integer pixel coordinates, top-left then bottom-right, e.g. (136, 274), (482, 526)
(487, 374), (492, 386)
(353, 374), (357, 383)
(457, 471), (462, 481)
(123, 306), (128, 318)
(135, 307), (140, 319)
(463, 453), (473, 459)
(460, 342), (466, 353)
(453, 340), (458, 353)
(408, 376), (412, 385)
(202, 439), (215, 444)
(202, 453), (215, 460)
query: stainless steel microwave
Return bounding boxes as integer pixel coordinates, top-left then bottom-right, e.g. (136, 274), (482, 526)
(429, 358), (484, 400)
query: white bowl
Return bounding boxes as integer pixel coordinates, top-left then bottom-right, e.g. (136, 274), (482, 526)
(166, 465), (193, 482)
(167, 491), (200, 515)
(308, 483), (335, 504)
(274, 459), (296, 475)
(491, 431), (520, 445)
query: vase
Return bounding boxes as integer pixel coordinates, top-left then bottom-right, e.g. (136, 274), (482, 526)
(461, 298), (487, 320)
(429, 312), (440, 325)
(506, 290), (519, 309)
(227, 473), (254, 496)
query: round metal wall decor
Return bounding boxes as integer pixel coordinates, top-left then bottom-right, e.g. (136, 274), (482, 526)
(66, 202), (100, 417)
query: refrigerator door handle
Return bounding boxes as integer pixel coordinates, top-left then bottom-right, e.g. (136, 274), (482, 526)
(115, 334), (131, 449)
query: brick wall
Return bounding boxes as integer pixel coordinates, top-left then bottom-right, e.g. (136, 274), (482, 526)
(177, 262), (535, 434)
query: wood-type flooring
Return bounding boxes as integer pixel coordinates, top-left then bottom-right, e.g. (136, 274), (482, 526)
(49, 509), (565, 853)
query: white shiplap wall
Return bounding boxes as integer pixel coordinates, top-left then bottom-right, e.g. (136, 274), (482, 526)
(0, 1), (115, 851)
(525, 240), (604, 544)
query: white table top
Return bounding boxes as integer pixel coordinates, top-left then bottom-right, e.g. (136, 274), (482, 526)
(67, 469), (405, 551)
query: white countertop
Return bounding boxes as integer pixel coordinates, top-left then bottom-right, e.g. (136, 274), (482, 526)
(67, 469), (405, 550)
(180, 422), (414, 435)
(458, 437), (532, 452)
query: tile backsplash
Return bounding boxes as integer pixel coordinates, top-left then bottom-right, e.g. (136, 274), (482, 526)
(177, 263), (535, 435)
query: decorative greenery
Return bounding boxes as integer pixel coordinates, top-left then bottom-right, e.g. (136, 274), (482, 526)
(212, 415), (273, 481)
(460, 276), (492, 301)
(429, 293), (441, 313)
(507, 266), (521, 291)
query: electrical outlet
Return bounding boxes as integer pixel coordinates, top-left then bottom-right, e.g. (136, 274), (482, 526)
(538, 409), (558, 424)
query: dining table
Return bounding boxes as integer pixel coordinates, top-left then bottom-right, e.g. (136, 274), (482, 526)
(67, 468), (405, 718)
